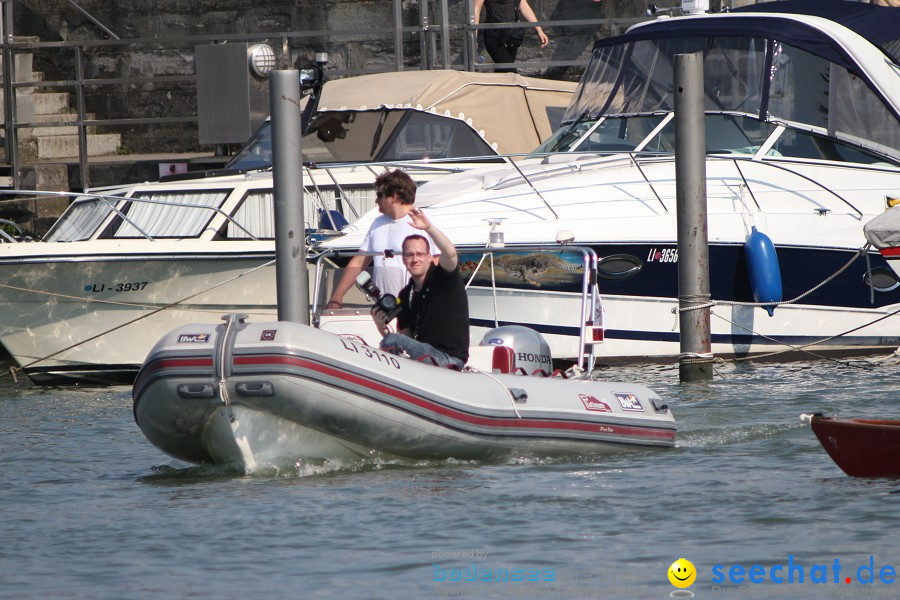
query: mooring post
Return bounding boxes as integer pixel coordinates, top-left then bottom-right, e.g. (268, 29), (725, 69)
(270, 69), (309, 324)
(674, 52), (713, 382)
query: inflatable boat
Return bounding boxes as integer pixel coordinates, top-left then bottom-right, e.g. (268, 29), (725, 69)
(133, 314), (676, 468)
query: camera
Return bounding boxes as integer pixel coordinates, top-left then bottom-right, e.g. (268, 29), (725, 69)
(355, 272), (403, 321)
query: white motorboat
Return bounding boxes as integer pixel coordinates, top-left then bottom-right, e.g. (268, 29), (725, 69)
(0, 70), (575, 385)
(133, 314), (676, 468)
(321, 0), (900, 363)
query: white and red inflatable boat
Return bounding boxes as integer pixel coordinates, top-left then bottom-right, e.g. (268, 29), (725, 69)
(133, 314), (676, 468)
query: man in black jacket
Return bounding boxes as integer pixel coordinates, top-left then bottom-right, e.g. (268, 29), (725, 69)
(372, 209), (469, 369)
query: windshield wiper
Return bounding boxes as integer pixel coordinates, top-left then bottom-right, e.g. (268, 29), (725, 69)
(549, 111), (590, 152)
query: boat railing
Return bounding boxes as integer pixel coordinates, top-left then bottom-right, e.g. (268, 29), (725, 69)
(307, 155), (503, 222)
(484, 149), (874, 220)
(309, 243), (602, 373)
(0, 189), (261, 242)
(0, 218), (28, 243)
(722, 156), (865, 219)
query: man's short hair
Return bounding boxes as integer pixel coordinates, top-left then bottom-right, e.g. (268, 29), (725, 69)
(402, 234), (431, 255)
(374, 169), (416, 205)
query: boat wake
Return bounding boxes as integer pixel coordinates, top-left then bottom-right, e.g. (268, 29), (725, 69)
(676, 422), (798, 449)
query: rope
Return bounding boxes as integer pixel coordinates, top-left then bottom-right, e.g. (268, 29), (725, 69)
(708, 304), (900, 367)
(1, 259), (276, 382)
(464, 366), (522, 418)
(676, 245), (870, 314)
(490, 253), (499, 328)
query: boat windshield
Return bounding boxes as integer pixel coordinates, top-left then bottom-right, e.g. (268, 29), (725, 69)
(534, 115), (665, 154)
(533, 111), (899, 166)
(645, 114), (775, 156)
(563, 31), (900, 161)
(227, 109), (499, 170)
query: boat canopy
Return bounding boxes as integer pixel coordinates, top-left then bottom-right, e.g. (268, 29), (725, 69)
(229, 70), (576, 169)
(732, 0), (900, 65)
(562, 4), (900, 160)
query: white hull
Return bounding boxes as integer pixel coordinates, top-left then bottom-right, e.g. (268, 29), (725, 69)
(4, 237), (900, 385)
(0, 245), (279, 383)
(133, 318), (676, 468)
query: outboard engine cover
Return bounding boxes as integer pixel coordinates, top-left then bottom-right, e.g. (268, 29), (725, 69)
(480, 325), (552, 375)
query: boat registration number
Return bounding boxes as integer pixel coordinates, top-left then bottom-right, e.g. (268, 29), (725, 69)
(340, 337), (401, 369)
(83, 281), (150, 293)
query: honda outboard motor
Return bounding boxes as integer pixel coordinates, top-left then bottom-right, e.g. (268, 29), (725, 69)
(479, 325), (552, 375)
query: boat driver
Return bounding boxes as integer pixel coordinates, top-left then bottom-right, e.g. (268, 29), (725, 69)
(325, 169), (436, 309)
(372, 210), (469, 369)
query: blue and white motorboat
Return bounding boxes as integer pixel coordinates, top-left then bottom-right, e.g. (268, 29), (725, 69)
(322, 0), (900, 362)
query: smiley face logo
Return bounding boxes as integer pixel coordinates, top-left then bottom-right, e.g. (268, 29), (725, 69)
(668, 558), (696, 588)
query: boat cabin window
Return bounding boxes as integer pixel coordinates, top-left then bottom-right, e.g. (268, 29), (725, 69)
(376, 111), (499, 162)
(99, 190), (229, 239)
(44, 195), (122, 242)
(225, 185), (377, 239)
(227, 109), (501, 169)
(228, 190), (275, 239)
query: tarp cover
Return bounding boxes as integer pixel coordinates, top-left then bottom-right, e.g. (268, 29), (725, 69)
(864, 206), (900, 249)
(315, 70), (577, 154)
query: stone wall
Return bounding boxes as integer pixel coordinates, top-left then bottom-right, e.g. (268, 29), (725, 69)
(13, 0), (700, 155)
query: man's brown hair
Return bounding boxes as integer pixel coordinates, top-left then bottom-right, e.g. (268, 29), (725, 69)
(374, 169), (416, 205)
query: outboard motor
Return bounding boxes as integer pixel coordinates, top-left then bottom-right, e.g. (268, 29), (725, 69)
(480, 325), (552, 375)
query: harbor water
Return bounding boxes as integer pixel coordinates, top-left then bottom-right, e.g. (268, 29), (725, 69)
(3, 355), (900, 599)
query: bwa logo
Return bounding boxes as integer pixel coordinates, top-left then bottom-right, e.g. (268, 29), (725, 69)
(177, 333), (210, 343)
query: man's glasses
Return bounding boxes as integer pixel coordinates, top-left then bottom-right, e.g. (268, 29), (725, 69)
(402, 252), (429, 259)
(375, 190), (386, 200)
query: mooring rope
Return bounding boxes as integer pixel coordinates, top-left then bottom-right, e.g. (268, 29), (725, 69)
(707, 304), (900, 367)
(676, 244), (871, 314)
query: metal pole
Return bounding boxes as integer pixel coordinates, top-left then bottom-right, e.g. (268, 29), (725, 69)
(439, 0), (450, 69)
(75, 46), (89, 190)
(674, 52), (713, 382)
(393, 0), (404, 71)
(1, 0), (18, 188)
(270, 69), (309, 324)
(464, 0), (475, 71)
(420, 0), (432, 70)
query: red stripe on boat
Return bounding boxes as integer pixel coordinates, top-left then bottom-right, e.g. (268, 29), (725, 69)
(234, 354), (674, 440)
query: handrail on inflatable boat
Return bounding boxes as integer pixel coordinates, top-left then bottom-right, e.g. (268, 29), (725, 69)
(309, 243), (603, 374)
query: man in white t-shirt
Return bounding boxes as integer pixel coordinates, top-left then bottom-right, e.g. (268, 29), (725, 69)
(325, 169), (436, 309)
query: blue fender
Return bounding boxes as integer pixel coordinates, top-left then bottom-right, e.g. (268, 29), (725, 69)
(744, 227), (782, 317)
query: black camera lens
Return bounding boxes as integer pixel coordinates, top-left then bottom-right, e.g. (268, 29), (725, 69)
(378, 294), (398, 311)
